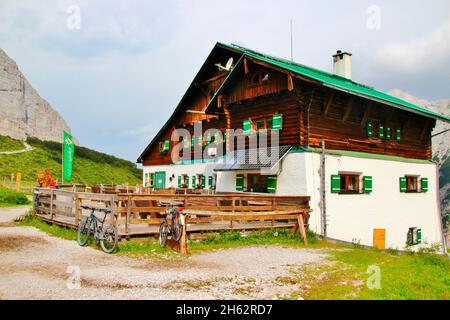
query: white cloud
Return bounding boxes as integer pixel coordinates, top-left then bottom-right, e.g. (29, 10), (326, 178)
(374, 20), (450, 74)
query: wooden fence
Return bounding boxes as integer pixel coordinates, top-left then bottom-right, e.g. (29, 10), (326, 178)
(33, 188), (311, 247)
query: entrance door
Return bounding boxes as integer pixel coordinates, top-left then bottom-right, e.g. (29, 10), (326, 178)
(373, 229), (386, 250)
(154, 171), (166, 190)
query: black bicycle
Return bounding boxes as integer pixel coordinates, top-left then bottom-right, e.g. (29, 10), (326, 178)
(159, 206), (183, 247)
(77, 205), (119, 254)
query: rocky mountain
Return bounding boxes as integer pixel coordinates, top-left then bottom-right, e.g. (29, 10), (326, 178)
(0, 48), (78, 145)
(389, 89), (450, 227)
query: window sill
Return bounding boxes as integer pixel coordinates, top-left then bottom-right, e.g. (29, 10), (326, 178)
(337, 191), (364, 195)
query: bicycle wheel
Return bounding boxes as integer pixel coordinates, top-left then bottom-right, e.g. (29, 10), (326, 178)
(100, 225), (118, 254)
(159, 222), (169, 247)
(171, 214), (183, 242)
(77, 217), (90, 246)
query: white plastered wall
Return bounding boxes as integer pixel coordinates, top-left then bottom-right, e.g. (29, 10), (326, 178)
(144, 152), (444, 251)
(300, 152), (443, 250)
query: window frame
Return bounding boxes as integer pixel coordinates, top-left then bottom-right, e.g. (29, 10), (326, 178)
(339, 174), (361, 194)
(405, 176), (419, 193)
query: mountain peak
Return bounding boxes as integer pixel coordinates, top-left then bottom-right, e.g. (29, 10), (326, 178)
(0, 48), (79, 145)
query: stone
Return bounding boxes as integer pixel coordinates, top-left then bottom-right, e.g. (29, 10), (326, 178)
(0, 48), (79, 145)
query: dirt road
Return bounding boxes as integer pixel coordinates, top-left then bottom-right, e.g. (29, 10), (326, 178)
(0, 206), (327, 300)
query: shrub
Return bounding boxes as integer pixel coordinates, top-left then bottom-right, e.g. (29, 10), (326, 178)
(0, 187), (30, 205)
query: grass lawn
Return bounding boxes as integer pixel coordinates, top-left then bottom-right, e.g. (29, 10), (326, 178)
(0, 187), (31, 207)
(18, 214), (450, 300)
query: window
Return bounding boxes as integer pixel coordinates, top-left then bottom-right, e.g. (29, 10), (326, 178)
(256, 119), (266, 130)
(407, 176), (418, 192)
(179, 174), (189, 188)
(245, 174), (277, 193)
(331, 173), (372, 194)
(340, 174), (360, 193)
(407, 227), (422, 245)
(159, 140), (170, 154)
(400, 176), (428, 193)
(250, 71), (269, 86)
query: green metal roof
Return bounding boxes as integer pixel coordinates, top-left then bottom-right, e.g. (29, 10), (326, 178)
(212, 42), (450, 123)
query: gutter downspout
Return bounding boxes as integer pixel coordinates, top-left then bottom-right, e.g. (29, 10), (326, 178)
(321, 140), (327, 239)
(435, 165), (448, 254)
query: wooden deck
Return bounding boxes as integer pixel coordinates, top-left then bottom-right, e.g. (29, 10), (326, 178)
(33, 188), (310, 243)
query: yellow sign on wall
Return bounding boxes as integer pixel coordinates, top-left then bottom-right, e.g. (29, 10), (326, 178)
(373, 229), (386, 250)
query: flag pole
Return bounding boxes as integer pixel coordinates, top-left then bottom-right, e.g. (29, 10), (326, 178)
(61, 131), (64, 184)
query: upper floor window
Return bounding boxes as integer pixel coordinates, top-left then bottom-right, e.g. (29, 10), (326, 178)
(250, 70), (269, 86)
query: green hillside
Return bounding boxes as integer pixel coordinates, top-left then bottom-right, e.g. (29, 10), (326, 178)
(0, 135), (142, 186)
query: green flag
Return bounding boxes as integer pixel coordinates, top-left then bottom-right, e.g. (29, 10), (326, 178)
(63, 131), (75, 181)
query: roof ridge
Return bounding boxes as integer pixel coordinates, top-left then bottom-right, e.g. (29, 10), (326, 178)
(215, 41), (449, 123)
(224, 42), (374, 90)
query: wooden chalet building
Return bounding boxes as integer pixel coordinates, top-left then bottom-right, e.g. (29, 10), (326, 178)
(138, 42), (450, 251)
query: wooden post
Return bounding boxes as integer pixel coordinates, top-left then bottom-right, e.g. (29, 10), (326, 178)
(50, 189), (54, 221)
(126, 195), (131, 237)
(180, 214), (189, 255)
(230, 197), (235, 228)
(297, 213), (308, 245)
(74, 192), (81, 226)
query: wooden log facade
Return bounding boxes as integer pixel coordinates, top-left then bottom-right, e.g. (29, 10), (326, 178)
(142, 54), (434, 165)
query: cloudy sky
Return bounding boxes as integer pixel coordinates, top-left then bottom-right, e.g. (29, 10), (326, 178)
(1, 0), (449, 161)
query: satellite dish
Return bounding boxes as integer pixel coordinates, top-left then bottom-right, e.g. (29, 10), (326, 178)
(215, 57), (234, 72)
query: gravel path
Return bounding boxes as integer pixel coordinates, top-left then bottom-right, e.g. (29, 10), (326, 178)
(0, 206), (327, 300)
(0, 141), (33, 154)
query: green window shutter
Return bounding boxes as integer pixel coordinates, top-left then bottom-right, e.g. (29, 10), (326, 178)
(396, 128), (401, 141)
(272, 114), (283, 130)
(407, 229), (412, 245)
(243, 120), (252, 135)
(363, 176), (373, 193)
(191, 137), (195, 148)
(400, 177), (407, 192)
(192, 176), (196, 188)
(386, 128), (392, 140)
(367, 122), (373, 137)
(208, 176), (213, 189)
(164, 140), (170, 150)
(236, 174), (244, 191)
(201, 175), (206, 189)
(177, 176), (182, 188)
(206, 134), (211, 145)
(417, 229), (422, 244)
(331, 174), (341, 193)
(421, 178), (428, 193)
(267, 176), (277, 193)
(378, 124), (384, 139)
